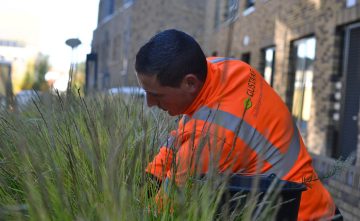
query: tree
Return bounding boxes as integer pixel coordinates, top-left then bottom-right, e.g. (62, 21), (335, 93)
(21, 60), (36, 90)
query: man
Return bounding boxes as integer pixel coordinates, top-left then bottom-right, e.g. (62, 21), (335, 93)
(135, 29), (336, 220)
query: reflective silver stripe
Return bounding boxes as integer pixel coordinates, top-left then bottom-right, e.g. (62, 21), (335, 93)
(163, 135), (176, 149)
(264, 121), (300, 178)
(191, 106), (300, 177)
(164, 177), (170, 195)
(182, 115), (191, 126)
(209, 57), (239, 63)
(163, 116), (190, 149)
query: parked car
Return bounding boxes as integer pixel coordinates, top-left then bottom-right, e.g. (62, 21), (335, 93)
(107, 86), (145, 98)
(15, 90), (41, 109)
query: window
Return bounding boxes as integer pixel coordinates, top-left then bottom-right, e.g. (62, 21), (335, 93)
(0, 61), (14, 108)
(100, 0), (115, 19)
(123, 0), (133, 8)
(241, 52), (251, 65)
(103, 72), (111, 89)
(108, 0), (115, 16)
(346, 0), (357, 7)
(243, 0), (255, 16)
(224, 0), (238, 22)
(85, 53), (98, 91)
(290, 37), (316, 137)
(245, 0), (255, 8)
(214, 0), (221, 28)
(262, 47), (276, 86)
(0, 62), (11, 97)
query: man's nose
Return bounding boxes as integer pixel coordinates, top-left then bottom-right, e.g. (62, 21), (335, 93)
(146, 94), (157, 107)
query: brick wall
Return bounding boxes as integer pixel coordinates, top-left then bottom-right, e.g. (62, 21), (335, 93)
(204, 1), (360, 218)
(92, 0), (207, 90)
(312, 154), (360, 221)
(204, 0), (360, 157)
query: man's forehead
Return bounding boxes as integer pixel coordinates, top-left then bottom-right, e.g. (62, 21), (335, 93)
(136, 73), (161, 91)
(137, 73), (156, 84)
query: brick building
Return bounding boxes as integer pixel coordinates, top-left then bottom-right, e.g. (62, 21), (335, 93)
(88, 0), (206, 92)
(90, 0), (360, 219)
(204, 0), (360, 220)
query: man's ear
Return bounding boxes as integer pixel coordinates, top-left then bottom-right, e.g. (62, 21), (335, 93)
(182, 74), (203, 93)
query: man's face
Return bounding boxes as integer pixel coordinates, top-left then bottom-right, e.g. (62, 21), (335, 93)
(137, 73), (201, 116)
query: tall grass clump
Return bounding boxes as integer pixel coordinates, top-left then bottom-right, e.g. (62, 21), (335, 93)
(0, 91), (292, 221)
(0, 91), (162, 220)
(0, 91), (215, 221)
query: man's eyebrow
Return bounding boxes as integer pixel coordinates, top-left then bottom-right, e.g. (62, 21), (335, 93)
(145, 91), (157, 95)
(146, 91), (163, 97)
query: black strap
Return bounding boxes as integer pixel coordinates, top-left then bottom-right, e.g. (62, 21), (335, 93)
(331, 207), (343, 221)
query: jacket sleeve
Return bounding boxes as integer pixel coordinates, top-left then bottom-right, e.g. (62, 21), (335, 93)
(166, 128), (229, 186)
(145, 130), (176, 181)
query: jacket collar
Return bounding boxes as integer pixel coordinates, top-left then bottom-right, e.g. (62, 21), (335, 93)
(183, 60), (217, 117)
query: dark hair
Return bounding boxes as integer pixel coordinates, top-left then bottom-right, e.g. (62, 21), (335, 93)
(135, 29), (207, 87)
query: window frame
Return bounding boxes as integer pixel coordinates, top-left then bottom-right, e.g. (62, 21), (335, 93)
(261, 46), (276, 87)
(287, 36), (317, 138)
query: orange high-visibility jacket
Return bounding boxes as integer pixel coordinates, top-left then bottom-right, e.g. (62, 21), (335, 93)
(146, 57), (335, 220)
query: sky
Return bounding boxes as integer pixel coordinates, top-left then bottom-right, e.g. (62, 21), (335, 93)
(0, 0), (100, 72)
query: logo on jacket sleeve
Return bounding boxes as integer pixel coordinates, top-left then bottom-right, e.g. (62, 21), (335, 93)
(244, 68), (256, 110)
(247, 68), (256, 97)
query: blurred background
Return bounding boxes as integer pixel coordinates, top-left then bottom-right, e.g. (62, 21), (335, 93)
(0, 0), (99, 95)
(0, 0), (359, 220)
